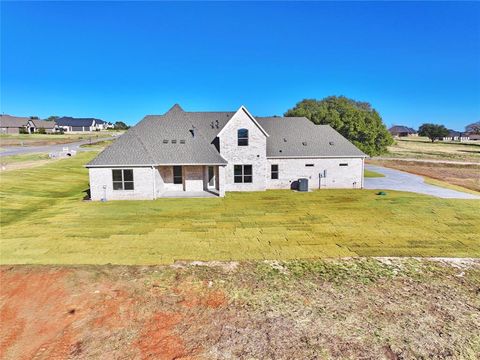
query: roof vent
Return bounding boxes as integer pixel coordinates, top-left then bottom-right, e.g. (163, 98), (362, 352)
(302, 141), (307, 146)
(210, 121), (215, 129)
(215, 120), (219, 129)
(329, 141), (335, 145)
(180, 140), (185, 144)
(171, 140), (177, 144)
(163, 139), (168, 144)
(190, 126), (196, 138)
(279, 149), (283, 153)
(283, 138), (287, 142)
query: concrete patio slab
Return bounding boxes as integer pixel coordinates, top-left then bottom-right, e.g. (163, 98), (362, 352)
(159, 191), (219, 198)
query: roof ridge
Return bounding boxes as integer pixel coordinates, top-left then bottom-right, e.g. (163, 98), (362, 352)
(129, 119), (157, 164)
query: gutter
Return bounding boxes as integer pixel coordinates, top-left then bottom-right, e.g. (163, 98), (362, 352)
(85, 162), (228, 168)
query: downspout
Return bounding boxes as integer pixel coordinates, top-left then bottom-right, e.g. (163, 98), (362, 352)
(152, 166), (156, 199)
(361, 158), (365, 189)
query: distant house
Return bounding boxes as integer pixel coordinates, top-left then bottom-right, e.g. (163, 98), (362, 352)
(0, 115), (29, 134)
(27, 119), (57, 133)
(388, 125), (417, 137)
(55, 117), (104, 132)
(95, 120), (114, 130)
(440, 130), (470, 142)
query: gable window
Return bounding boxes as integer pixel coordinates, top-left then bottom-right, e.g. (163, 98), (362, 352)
(112, 169), (134, 190)
(234, 165), (252, 183)
(271, 164), (279, 179)
(339, 163), (348, 167)
(238, 128), (249, 146)
(173, 166), (183, 184)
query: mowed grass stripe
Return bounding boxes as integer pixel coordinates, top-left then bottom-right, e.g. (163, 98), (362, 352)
(0, 151), (479, 264)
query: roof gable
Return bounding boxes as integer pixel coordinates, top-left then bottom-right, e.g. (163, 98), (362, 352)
(29, 119), (56, 129)
(216, 106), (269, 138)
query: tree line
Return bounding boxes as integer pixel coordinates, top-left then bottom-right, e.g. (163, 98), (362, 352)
(285, 96), (477, 152)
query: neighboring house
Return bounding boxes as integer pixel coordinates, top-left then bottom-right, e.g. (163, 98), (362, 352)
(95, 120), (114, 130)
(440, 130), (470, 142)
(0, 115), (29, 134)
(468, 134), (480, 141)
(388, 125), (417, 137)
(27, 119), (57, 133)
(56, 117), (103, 132)
(87, 104), (367, 201)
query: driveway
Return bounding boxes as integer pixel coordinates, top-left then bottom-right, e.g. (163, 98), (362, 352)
(364, 165), (480, 199)
(0, 137), (116, 157)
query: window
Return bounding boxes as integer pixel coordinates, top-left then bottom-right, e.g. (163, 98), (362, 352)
(339, 163), (348, 167)
(234, 165), (252, 183)
(271, 164), (279, 179)
(112, 169), (134, 190)
(305, 164), (314, 167)
(173, 166), (183, 184)
(237, 128), (249, 146)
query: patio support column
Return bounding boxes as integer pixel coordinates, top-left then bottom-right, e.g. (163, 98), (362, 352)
(218, 165), (226, 197)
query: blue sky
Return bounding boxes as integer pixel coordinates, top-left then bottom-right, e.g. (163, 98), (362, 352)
(1, 1), (479, 129)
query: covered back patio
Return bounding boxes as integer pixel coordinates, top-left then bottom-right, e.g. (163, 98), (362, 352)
(155, 164), (225, 198)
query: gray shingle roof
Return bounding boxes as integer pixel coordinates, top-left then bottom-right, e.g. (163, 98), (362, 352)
(31, 119), (56, 129)
(0, 115), (30, 127)
(257, 117), (366, 157)
(88, 105), (228, 166)
(56, 117), (99, 127)
(87, 104), (366, 167)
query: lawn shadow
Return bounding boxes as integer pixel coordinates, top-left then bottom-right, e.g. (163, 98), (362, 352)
(82, 188), (91, 201)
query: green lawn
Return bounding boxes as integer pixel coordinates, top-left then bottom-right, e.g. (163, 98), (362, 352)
(364, 169), (385, 178)
(1, 152), (479, 265)
(0, 152), (50, 165)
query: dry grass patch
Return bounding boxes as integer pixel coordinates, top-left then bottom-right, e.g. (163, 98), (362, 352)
(0, 133), (115, 147)
(386, 137), (480, 162)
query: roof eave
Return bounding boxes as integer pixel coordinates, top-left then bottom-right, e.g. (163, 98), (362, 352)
(267, 155), (368, 159)
(86, 162), (228, 168)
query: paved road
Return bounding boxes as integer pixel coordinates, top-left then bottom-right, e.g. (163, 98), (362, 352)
(0, 137), (116, 157)
(364, 165), (480, 199)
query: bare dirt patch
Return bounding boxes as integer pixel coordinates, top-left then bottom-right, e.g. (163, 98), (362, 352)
(368, 159), (480, 192)
(1, 259), (479, 359)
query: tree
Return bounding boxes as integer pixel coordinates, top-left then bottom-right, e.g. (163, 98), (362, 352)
(466, 121), (480, 135)
(37, 127), (46, 134)
(284, 96), (393, 156)
(418, 123), (449, 142)
(45, 116), (59, 122)
(114, 121), (129, 130)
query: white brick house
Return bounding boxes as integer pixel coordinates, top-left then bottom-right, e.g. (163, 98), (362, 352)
(86, 104), (367, 200)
